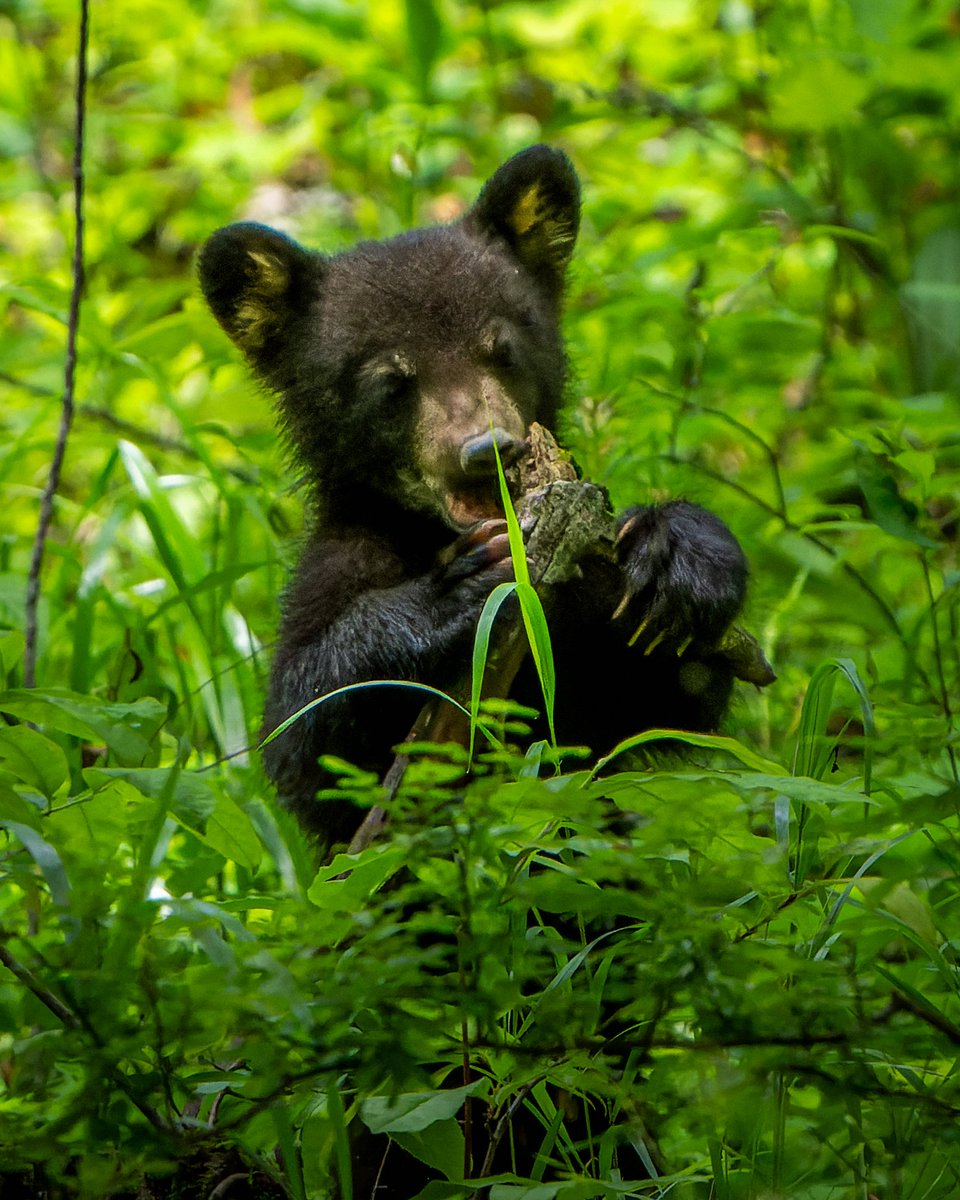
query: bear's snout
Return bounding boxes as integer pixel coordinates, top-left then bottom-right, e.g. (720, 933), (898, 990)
(459, 428), (526, 476)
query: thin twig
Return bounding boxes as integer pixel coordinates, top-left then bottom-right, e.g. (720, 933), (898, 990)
(479, 1082), (536, 1176)
(0, 941), (171, 1131)
(0, 943), (80, 1029)
(23, 0), (89, 688)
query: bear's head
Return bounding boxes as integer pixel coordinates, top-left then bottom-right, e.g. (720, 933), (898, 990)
(199, 145), (580, 529)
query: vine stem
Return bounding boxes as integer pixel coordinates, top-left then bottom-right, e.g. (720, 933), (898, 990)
(23, 0), (89, 688)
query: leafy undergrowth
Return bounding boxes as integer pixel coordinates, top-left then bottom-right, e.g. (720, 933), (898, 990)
(1, 664), (958, 1198)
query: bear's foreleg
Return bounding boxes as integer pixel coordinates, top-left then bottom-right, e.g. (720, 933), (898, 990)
(261, 522), (514, 839)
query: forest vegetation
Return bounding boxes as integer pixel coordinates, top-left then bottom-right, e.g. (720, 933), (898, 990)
(1, 1), (959, 1197)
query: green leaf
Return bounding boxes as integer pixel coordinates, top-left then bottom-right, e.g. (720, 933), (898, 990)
(793, 658), (875, 792)
(0, 689), (165, 763)
(514, 582), (556, 746)
(489, 1184), (605, 1200)
(1, 821), (71, 910)
(0, 630), (25, 679)
(393, 1118), (465, 1180)
(361, 1082), (485, 1135)
(85, 766), (217, 826)
(0, 726), (69, 799)
(772, 57), (871, 130)
(83, 766), (259, 868)
(203, 792), (262, 871)
(308, 844), (408, 944)
(592, 730), (787, 777)
(0, 783), (43, 828)
(859, 879), (939, 945)
(118, 438), (208, 598)
(327, 1080), (353, 1200)
(853, 442), (939, 547)
(469, 580), (518, 761)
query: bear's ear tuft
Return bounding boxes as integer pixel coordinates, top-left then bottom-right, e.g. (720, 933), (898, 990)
(198, 222), (319, 359)
(466, 145), (580, 298)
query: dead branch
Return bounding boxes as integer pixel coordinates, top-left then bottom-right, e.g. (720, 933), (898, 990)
(23, 0), (89, 688)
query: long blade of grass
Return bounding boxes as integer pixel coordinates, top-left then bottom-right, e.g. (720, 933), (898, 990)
(794, 658), (875, 793)
(793, 660), (839, 779)
(469, 580), (518, 762)
(260, 679), (501, 752)
(326, 1079), (353, 1200)
(515, 581), (556, 745)
(491, 436), (557, 742)
(834, 657), (876, 796)
(590, 730), (787, 778)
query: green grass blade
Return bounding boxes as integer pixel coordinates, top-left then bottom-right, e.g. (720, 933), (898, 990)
(591, 729), (787, 778)
(490, 434), (557, 743)
(469, 580), (518, 762)
(515, 581), (556, 746)
(794, 658), (875, 792)
(326, 1078), (353, 1200)
(260, 679), (501, 753)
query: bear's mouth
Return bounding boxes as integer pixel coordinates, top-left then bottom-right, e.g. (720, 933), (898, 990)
(441, 485), (505, 530)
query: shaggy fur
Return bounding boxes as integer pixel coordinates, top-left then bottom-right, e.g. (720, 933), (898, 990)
(199, 146), (748, 844)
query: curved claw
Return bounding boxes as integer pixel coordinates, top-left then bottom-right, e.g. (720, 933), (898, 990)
(614, 501), (748, 654)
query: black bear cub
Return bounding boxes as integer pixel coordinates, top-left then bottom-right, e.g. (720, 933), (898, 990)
(200, 146), (749, 845)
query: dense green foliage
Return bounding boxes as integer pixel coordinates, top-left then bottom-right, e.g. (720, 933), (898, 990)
(1, 0), (959, 1196)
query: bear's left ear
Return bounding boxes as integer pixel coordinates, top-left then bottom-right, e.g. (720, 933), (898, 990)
(198, 222), (322, 365)
(466, 145), (580, 299)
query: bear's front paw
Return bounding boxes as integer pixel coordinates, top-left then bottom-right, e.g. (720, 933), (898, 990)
(434, 519), (517, 621)
(614, 501), (747, 653)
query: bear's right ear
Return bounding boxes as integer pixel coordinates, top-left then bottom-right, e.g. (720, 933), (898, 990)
(466, 145), (581, 300)
(198, 222), (320, 360)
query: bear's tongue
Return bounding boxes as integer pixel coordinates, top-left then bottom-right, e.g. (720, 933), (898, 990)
(443, 486), (504, 529)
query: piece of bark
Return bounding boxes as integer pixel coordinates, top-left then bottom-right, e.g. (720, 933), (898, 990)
(717, 624), (777, 688)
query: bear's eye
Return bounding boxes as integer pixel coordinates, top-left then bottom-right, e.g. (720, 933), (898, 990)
(483, 327), (519, 371)
(360, 353), (416, 403)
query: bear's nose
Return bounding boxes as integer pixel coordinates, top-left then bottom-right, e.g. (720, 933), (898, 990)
(459, 428), (526, 475)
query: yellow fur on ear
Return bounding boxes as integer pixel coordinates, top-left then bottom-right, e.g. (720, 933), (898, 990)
(509, 184), (545, 236)
(234, 250), (290, 350)
(505, 183), (576, 271)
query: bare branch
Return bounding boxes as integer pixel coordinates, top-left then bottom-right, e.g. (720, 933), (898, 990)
(23, 0), (89, 688)
(0, 942), (80, 1030)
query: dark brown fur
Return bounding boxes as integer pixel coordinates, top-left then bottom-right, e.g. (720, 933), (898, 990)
(199, 146), (748, 846)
